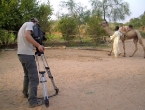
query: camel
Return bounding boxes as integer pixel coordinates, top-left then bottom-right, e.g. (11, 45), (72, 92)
(99, 21), (145, 58)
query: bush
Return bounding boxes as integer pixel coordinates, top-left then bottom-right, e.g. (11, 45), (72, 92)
(0, 29), (16, 45)
(57, 16), (77, 42)
(140, 31), (145, 38)
(46, 34), (63, 41)
(87, 16), (108, 44)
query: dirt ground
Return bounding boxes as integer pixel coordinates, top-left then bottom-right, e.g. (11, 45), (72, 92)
(0, 39), (145, 110)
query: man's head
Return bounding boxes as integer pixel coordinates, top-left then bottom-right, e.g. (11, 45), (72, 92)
(128, 25), (133, 29)
(30, 18), (39, 25)
(127, 25), (133, 31)
(115, 26), (119, 31)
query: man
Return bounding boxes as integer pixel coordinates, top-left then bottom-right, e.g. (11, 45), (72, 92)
(110, 26), (122, 58)
(128, 24), (133, 31)
(17, 18), (44, 108)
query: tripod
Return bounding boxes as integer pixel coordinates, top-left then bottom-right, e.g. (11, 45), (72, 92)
(35, 49), (59, 107)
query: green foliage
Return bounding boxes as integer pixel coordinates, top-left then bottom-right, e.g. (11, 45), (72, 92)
(90, 0), (131, 22)
(0, 0), (40, 31)
(140, 31), (145, 38)
(45, 34), (63, 41)
(59, 0), (91, 35)
(127, 18), (142, 28)
(0, 29), (16, 45)
(126, 13), (145, 28)
(87, 16), (108, 44)
(57, 16), (77, 42)
(0, 0), (20, 30)
(140, 13), (145, 26)
(37, 3), (53, 33)
(0, 0), (52, 32)
(0, 0), (52, 47)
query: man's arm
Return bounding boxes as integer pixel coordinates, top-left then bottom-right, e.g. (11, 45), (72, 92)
(25, 30), (44, 52)
(110, 31), (117, 40)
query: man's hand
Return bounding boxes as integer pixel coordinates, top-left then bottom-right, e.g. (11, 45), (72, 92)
(38, 45), (44, 52)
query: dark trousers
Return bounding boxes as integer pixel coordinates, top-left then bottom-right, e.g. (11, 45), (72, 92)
(18, 54), (39, 105)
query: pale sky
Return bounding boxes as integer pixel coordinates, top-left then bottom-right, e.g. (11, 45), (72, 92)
(40, 0), (145, 23)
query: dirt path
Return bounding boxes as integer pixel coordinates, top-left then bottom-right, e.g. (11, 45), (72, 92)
(0, 39), (145, 110)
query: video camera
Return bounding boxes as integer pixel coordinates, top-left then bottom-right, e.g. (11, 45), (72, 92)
(32, 24), (47, 45)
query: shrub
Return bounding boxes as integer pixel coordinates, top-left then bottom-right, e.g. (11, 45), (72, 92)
(140, 31), (145, 38)
(0, 29), (16, 45)
(87, 16), (108, 45)
(57, 16), (77, 42)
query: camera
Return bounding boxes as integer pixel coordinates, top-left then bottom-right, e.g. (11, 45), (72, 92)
(32, 24), (47, 45)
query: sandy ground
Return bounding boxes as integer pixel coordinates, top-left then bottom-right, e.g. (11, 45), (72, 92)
(0, 39), (145, 110)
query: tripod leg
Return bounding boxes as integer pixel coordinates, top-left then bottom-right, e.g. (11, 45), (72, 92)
(35, 54), (49, 107)
(40, 54), (59, 97)
(39, 72), (49, 107)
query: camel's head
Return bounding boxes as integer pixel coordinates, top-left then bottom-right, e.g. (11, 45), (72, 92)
(99, 21), (109, 27)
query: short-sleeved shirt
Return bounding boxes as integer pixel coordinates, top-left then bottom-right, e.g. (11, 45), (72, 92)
(17, 22), (34, 55)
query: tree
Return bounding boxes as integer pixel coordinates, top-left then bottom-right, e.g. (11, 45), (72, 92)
(57, 16), (77, 42)
(129, 18), (142, 28)
(60, 0), (90, 42)
(0, 0), (41, 31)
(0, 0), (20, 31)
(0, 0), (52, 31)
(60, 0), (90, 23)
(90, 0), (131, 22)
(87, 15), (108, 44)
(36, 2), (53, 33)
(0, 0), (52, 45)
(140, 12), (145, 26)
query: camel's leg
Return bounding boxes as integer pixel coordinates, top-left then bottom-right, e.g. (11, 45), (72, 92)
(122, 40), (126, 57)
(108, 46), (113, 56)
(135, 30), (145, 58)
(138, 39), (145, 58)
(130, 39), (138, 57)
(108, 40), (113, 56)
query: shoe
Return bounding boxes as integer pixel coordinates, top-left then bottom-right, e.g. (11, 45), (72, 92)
(29, 99), (44, 108)
(113, 56), (118, 58)
(118, 53), (121, 56)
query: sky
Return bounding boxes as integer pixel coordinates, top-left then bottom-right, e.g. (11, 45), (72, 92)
(39, 0), (145, 23)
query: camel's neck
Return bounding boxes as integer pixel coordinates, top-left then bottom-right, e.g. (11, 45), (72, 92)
(103, 26), (114, 36)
